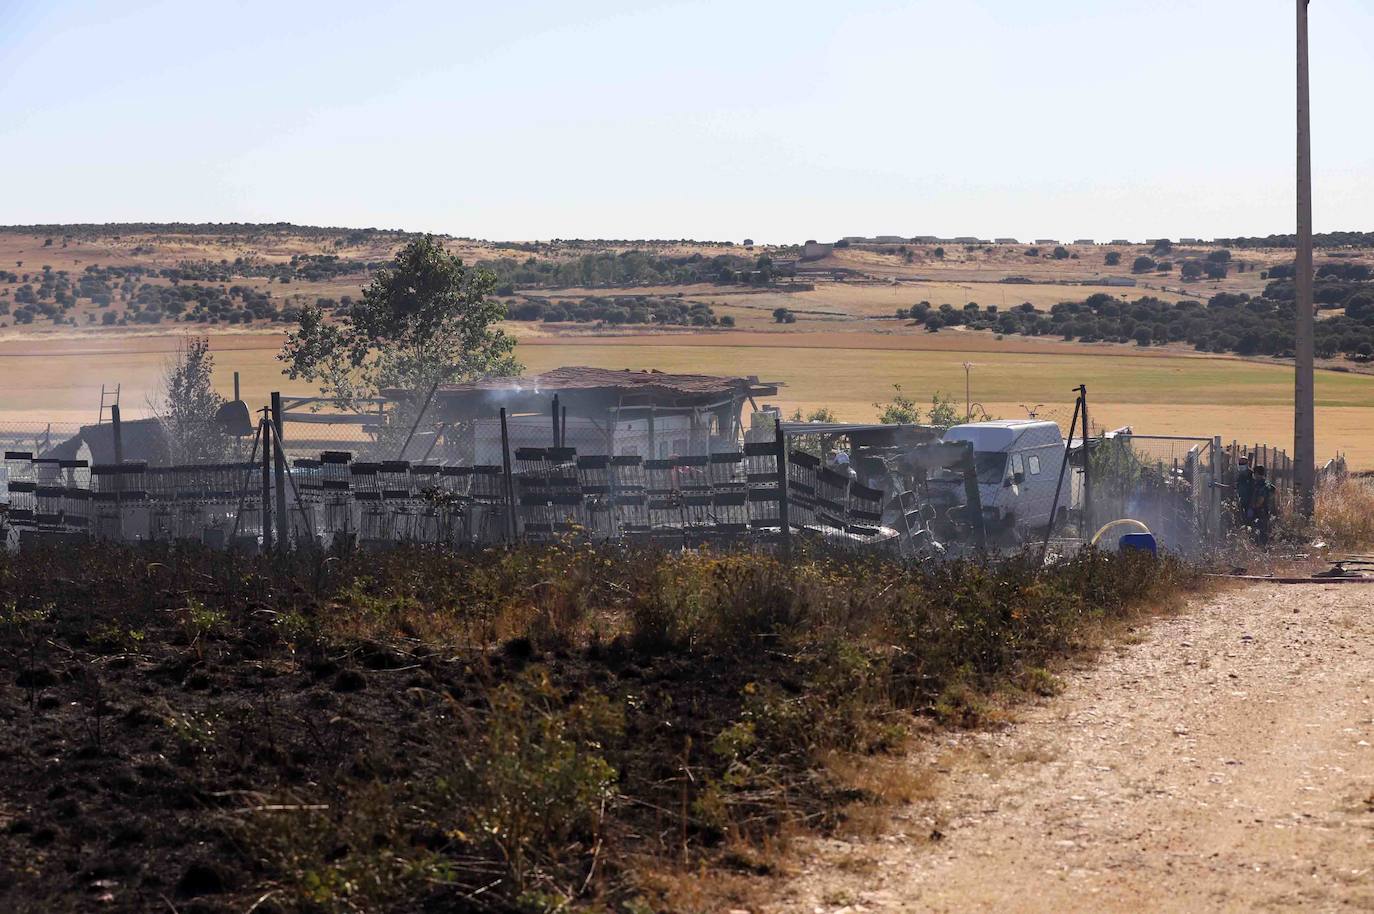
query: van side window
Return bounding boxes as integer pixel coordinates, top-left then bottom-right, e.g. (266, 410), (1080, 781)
(1028, 455), (1041, 475)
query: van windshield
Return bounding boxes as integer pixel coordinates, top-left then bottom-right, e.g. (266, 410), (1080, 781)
(974, 451), (1009, 485)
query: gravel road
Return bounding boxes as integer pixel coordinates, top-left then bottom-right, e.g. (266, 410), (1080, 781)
(770, 584), (1374, 913)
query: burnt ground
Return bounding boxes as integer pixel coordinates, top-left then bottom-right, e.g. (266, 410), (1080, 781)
(0, 582), (769, 913)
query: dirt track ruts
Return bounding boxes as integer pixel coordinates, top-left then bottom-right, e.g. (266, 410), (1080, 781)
(770, 584), (1374, 913)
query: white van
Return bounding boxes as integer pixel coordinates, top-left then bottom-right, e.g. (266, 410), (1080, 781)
(940, 420), (1066, 534)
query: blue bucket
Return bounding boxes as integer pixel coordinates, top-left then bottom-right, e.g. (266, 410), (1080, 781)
(1118, 532), (1157, 556)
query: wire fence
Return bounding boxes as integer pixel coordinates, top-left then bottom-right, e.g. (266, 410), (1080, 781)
(1, 432), (905, 554)
(0, 408), (1308, 556)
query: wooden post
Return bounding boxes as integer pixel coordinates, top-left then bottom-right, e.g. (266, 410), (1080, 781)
(551, 394), (561, 447)
(233, 371), (240, 402)
(260, 417), (274, 553)
(500, 408), (517, 543)
(774, 419), (791, 563)
(271, 392), (289, 550)
(110, 404), (125, 527)
(647, 406), (657, 461)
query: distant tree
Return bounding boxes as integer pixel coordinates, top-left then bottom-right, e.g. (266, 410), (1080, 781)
(1134, 327), (1153, 346)
(873, 384), (921, 424)
(718, 315), (735, 327)
(1052, 246), (1070, 260)
(1150, 239), (1174, 255)
(742, 239), (754, 247)
(1132, 255), (1157, 274)
(279, 235), (519, 411)
(1104, 251), (1122, 266)
(151, 336), (233, 463)
(926, 392), (962, 429)
(933, 247), (945, 259)
(1204, 262), (1228, 280)
(771, 307), (796, 324)
(1180, 261), (1204, 281)
(1025, 247), (1040, 258)
(1207, 249), (1232, 264)
(1345, 292), (1374, 321)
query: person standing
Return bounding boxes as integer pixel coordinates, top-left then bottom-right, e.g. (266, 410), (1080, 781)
(1235, 454), (1254, 529)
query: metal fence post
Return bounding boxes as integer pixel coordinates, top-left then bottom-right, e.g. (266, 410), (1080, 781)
(774, 419), (791, 563)
(1211, 435), (1223, 547)
(271, 392), (289, 550)
(261, 417), (274, 554)
(500, 408), (517, 543)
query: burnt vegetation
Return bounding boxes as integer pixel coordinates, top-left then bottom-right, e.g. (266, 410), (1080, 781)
(0, 541), (1197, 913)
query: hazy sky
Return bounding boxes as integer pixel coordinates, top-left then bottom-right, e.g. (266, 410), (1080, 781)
(2, 0), (1370, 243)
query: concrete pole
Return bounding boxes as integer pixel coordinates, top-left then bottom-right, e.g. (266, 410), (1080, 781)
(1294, 0), (1316, 515)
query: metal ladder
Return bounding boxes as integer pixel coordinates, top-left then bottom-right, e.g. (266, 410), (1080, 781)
(97, 384), (121, 424)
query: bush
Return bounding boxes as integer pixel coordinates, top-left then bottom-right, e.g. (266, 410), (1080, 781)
(1132, 256), (1157, 274)
(1105, 251), (1121, 266)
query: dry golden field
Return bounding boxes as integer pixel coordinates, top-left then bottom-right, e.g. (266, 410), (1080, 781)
(3, 230), (1374, 466)
(3, 327), (1373, 467)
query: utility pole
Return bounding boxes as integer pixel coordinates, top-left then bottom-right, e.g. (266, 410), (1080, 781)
(963, 362), (973, 422)
(1294, 0), (1316, 516)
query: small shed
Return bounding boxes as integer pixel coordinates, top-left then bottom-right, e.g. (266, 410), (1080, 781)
(428, 367), (781, 461)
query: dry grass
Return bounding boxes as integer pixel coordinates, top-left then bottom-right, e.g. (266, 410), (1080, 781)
(1313, 476), (1374, 551)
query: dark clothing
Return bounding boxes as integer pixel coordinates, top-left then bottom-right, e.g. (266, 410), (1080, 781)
(1235, 466), (1254, 512)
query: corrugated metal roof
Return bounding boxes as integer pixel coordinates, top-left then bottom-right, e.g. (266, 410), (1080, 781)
(436, 367), (779, 398)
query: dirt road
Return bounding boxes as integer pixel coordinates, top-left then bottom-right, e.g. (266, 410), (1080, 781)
(771, 584), (1374, 913)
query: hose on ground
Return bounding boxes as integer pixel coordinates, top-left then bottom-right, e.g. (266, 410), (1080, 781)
(1090, 518), (1151, 548)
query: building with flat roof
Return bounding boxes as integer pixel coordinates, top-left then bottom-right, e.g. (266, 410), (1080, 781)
(423, 367), (782, 461)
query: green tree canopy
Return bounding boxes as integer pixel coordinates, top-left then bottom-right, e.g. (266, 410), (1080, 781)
(279, 236), (519, 408)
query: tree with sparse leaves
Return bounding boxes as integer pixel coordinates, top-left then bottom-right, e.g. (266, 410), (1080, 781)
(152, 336), (232, 463)
(279, 236), (519, 410)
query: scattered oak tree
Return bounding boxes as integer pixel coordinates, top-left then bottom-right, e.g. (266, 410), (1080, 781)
(279, 237), (519, 443)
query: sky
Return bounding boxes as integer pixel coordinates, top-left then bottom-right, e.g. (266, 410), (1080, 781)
(1, 0), (1371, 243)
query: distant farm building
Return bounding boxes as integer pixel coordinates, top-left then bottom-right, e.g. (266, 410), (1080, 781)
(873, 235), (906, 244)
(1073, 239), (1095, 245)
(1034, 239), (1059, 245)
(1100, 277), (1137, 287)
(426, 367), (781, 463)
(800, 241), (834, 261)
(49, 418), (171, 465)
(995, 237), (1020, 244)
(1110, 239), (1132, 245)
